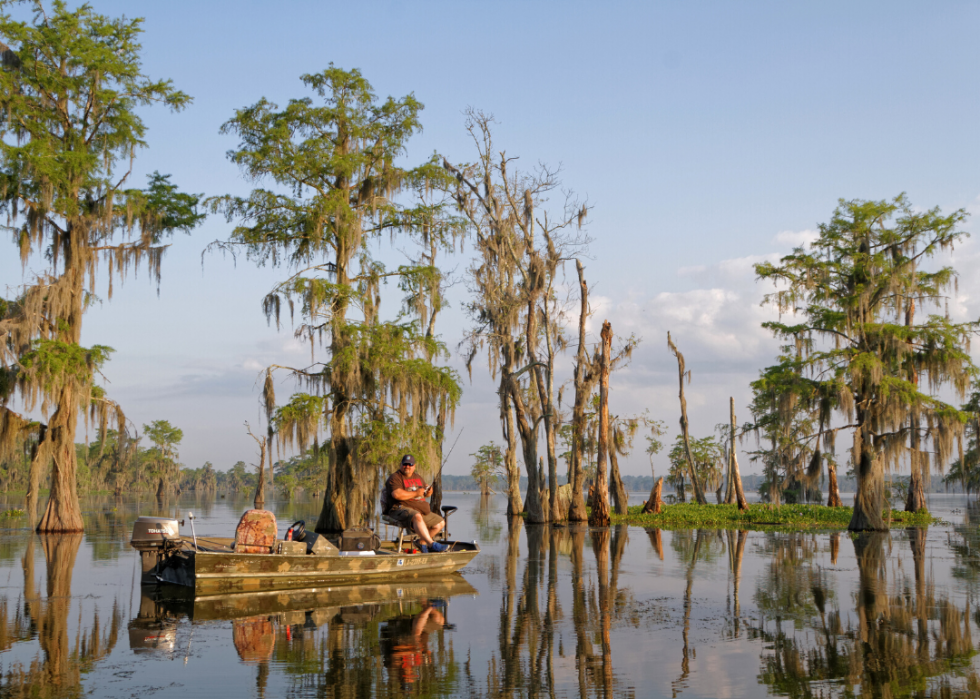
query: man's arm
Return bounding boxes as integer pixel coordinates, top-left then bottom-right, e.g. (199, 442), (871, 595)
(392, 487), (424, 501)
(390, 474), (428, 502)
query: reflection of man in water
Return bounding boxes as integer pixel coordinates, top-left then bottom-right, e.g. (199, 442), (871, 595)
(380, 601), (446, 686)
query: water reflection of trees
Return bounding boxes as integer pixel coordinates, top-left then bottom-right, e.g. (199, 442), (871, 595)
(471, 493), (503, 545)
(139, 582), (471, 698)
(754, 531), (979, 698)
(948, 501), (980, 592)
(752, 533), (833, 630)
(484, 522), (636, 698)
(0, 534), (123, 698)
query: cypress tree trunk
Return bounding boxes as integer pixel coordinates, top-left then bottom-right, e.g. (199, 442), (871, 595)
(254, 439), (266, 510)
(906, 465), (926, 512)
(906, 416), (927, 512)
(502, 376), (524, 518)
(36, 383), (83, 533)
(905, 299), (927, 514)
(848, 422), (887, 531)
(508, 378), (544, 523)
(588, 321), (612, 527)
(25, 426), (46, 527)
(827, 461), (843, 507)
(609, 444), (628, 516)
(567, 261), (592, 522)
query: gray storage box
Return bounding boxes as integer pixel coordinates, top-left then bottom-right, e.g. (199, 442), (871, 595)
(340, 528), (376, 552)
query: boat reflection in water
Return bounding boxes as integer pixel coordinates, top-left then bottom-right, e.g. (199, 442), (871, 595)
(132, 575), (477, 694)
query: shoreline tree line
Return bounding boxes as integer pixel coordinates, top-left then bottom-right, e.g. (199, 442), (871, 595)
(1, 1), (978, 533)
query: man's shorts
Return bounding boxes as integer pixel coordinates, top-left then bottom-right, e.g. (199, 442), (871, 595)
(389, 504), (443, 530)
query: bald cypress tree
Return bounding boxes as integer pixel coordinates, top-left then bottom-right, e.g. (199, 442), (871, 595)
(446, 110), (589, 522)
(213, 67), (461, 532)
(0, 2), (202, 532)
(755, 196), (977, 531)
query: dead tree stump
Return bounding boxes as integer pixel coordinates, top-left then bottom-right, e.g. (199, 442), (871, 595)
(642, 477), (664, 514)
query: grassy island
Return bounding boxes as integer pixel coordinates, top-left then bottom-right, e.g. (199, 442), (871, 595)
(610, 503), (938, 530)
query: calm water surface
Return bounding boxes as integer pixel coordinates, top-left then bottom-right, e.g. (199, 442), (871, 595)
(1, 491), (979, 698)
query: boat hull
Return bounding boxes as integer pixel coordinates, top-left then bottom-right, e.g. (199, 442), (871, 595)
(155, 542), (480, 595)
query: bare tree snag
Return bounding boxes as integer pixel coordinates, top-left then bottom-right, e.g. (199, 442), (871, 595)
(667, 333), (707, 505)
(826, 461), (843, 507)
(246, 423), (268, 510)
(567, 260), (594, 522)
(729, 398), (749, 512)
(450, 115), (587, 525)
(589, 321), (613, 527)
(609, 434), (629, 516)
(642, 477), (664, 514)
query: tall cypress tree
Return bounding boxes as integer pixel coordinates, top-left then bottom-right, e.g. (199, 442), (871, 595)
(754, 196), (977, 530)
(213, 67), (461, 532)
(0, 2), (202, 532)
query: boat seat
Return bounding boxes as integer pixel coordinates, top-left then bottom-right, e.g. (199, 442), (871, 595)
(234, 509), (278, 554)
(382, 505), (458, 550)
(382, 513), (415, 552)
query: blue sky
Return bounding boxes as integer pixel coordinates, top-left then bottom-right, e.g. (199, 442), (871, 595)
(3, 1), (979, 477)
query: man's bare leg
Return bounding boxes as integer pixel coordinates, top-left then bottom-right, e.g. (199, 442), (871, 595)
(412, 513), (435, 545)
(429, 521), (444, 539)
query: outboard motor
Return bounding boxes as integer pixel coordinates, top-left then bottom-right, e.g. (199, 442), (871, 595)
(130, 516), (180, 583)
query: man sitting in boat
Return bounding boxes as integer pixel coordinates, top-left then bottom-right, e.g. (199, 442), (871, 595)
(383, 454), (448, 553)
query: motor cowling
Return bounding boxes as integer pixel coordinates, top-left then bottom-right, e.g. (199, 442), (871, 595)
(130, 516), (180, 552)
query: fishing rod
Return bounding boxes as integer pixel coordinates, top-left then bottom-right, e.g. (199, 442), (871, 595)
(428, 428), (463, 487)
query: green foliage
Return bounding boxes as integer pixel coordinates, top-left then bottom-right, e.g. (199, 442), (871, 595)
(0, 2), (190, 213)
(753, 196), (978, 526)
(211, 65), (462, 529)
(470, 442), (503, 495)
(615, 502), (936, 530)
(0, 1), (203, 527)
(667, 435), (723, 500)
(17, 340), (113, 390)
(645, 420), (667, 469)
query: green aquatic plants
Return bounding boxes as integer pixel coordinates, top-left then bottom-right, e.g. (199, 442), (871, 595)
(613, 502), (936, 530)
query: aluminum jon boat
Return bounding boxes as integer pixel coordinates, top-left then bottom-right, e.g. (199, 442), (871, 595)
(130, 510), (480, 596)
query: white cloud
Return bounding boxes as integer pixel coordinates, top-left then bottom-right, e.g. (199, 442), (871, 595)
(772, 229), (818, 248)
